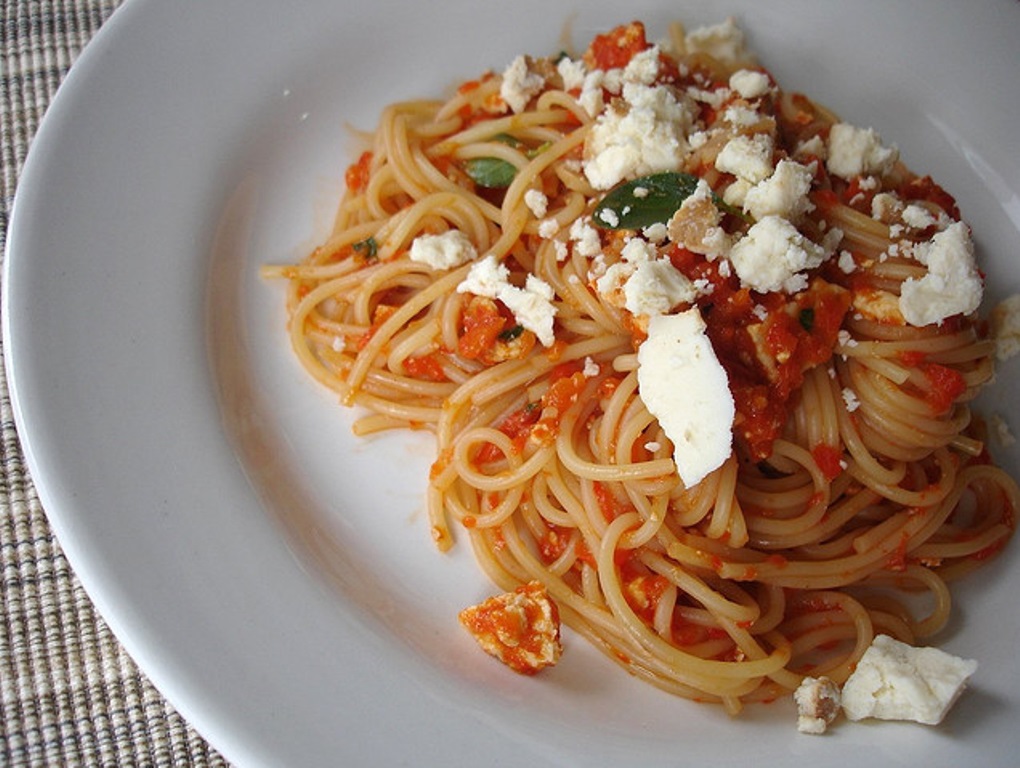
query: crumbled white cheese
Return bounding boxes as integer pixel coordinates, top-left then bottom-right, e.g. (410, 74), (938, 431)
(826, 123), (898, 180)
(524, 189), (549, 218)
(837, 250), (857, 274)
(457, 254), (557, 345)
(596, 239), (697, 317)
(684, 17), (749, 63)
(408, 229), (478, 270)
(990, 293), (1020, 360)
(687, 85), (732, 110)
(722, 178), (753, 208)
(500, 55), (546, 113)
(841, 635), (978, 725)
(583, 82), (693, 190)
(569, 217), (602, 257)
(622, 259), (697, 316)
(620, 237), (658, 264)
(722, 104), (762, 128)
(622, 45), (661, 85)
(727, 216), (827, 294)
(577, 70), (606, 117)
(871, 192), (904, 222)
(899, 221), (983, 326)
(728, 68), (771, 99)
(901, 203), (938, 230)
(582, 356), (601, 378)
(642, 222), (668, 243)
(743, 159), (815, 222)
(842, 387), (861, 412)
(537, 218), (560, 239)
(637, 308), (735, 487)
(794, 134), (827, 160)
(715, 133), (775, 184)
(556, 56), (587, 92)
(794, 676), (842, 735)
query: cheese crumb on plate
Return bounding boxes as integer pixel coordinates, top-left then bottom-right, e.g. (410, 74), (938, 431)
(459, 581), (563, 675)
(841, 634), (978, 725)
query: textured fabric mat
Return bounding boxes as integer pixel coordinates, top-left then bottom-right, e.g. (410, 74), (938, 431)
(1, 1), (228, 764)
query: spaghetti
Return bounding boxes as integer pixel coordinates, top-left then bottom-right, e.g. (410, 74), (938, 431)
(263, 18), (1017, 712)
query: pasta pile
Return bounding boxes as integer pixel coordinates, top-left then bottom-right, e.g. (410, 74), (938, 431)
(263, 18), (1016, 711)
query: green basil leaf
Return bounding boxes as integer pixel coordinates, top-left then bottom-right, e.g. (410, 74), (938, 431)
(464, 157), (518, 189)
(592, 171), (744, 230)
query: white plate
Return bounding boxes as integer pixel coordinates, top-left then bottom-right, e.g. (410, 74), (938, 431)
(5, 0), (1020, 765)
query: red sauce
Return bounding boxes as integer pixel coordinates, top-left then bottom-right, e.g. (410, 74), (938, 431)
(457, 297), (509, 361)
(669, 241), (851, 460)
(899, 175), (960, 221)
(811, 444), (844, 481)
(585, 21), (649, 71)
(344, 151), (373, 193)
(402, 353), (447, 382)
(920, 362), (967, 415)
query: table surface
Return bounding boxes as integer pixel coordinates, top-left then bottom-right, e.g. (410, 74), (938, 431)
(1, 1), (228, 764)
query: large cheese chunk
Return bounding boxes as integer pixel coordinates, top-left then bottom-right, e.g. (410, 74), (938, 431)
(637, 309), (735, 487)
(727, 215), (827, 294)
(899, 221), (983, 327)
(841, 634), (978, 725)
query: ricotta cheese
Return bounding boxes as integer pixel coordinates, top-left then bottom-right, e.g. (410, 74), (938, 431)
(596, 238), (697, 317)
(583, 82), (694, 190)
(457, 254), (557, 346)
(898, 221), (983, 326)
(728, 68), (771, 99)
(742, 158), (815, 222)
(990, 293), (1020, 360)
(637, 309), (735, 487)
(524, 188), (549, 218)
(826, 123), (898, 180)
(569, 217), (602, 257)
(727, 215), (827, 294)
(684, 17), (749, 63)
(500, 55), (546, 114)
(556, 56), (587, 92)
(715, 133), (775, 184)
(841, 634), (978, 725)
(408, 229), (478, 270)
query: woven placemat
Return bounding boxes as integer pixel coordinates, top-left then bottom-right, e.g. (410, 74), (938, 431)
(1, 2), (229, 765)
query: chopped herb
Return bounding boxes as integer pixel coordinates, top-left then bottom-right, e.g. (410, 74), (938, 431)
(492, 133), (524, 148)
(526, 141), (551, 159)
(464, 157), (518, 189)
(498, 324), (525, 342)
(799, 307), (815, 333)
(352, 236), (378, 260)
(592, 171), (745, 230)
